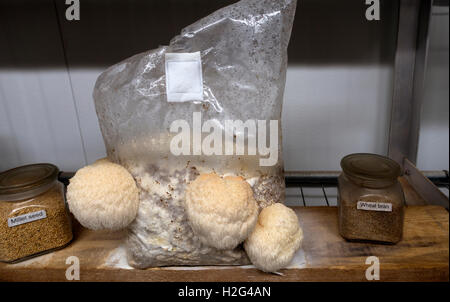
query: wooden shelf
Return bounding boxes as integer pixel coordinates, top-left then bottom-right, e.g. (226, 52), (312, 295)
(0, 205), (448, 282)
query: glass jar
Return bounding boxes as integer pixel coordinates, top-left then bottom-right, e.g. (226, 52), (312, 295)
(0, 164), (73, 263)
(338, 153), (405, 244)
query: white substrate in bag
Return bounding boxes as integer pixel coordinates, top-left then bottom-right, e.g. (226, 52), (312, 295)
(93, 0), (297, 268)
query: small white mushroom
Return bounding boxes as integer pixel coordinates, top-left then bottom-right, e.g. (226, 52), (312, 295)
(244, 203), (303, 273)
(185, 173), (258, 250)
(67, 159), (140, 231)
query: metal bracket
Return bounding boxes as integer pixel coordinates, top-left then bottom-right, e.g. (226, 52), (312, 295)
(403, 158), (449, 209)
(388, 0), (433, 166)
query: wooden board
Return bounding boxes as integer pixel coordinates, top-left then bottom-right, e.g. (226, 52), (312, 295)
(0, 205), (448, 282)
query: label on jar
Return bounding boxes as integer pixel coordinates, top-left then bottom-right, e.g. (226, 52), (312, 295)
(357, 201), (392, 212)
(7, 210), (47, 228)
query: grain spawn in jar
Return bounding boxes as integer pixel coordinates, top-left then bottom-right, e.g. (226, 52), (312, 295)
(338, 153), (405, 244)
(0, 164), (73, 263)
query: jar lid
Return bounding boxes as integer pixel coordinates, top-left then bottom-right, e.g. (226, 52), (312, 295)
(340, 153), (401, 187)
(0, 164), (59, 197)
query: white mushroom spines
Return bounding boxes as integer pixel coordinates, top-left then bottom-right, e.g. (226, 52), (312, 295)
(185, 173), (258, 250)
(67, 159), (140, 231)
(244, 203), (303, 273)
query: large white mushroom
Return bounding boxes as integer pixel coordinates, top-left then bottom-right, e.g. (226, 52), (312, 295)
(185, 173), (258, 250)
(66, 159), (140, 231)
(244, 203), (303, 273)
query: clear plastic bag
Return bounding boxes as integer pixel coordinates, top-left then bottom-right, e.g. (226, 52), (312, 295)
(94, 0), (297, 268)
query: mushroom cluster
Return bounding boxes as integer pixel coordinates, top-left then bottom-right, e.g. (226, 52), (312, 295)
(185, 173), (259, 250)
(244, 203), (303, 272)
(66, 164), (302, 273)
(186, 173), (303, 272)
(67, 158), (140, 231)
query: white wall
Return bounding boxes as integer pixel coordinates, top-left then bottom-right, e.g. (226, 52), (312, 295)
(0, 69), (87, 171)
(283, 65), (393, 171)
(0, 1), (448, 173)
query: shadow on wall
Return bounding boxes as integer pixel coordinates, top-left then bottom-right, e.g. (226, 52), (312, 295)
(0, 0), (399, 69)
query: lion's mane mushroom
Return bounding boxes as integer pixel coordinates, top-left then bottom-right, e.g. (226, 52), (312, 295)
(67, 159), (140, 231)
(185, 173), (258, 250)
(244, 203), (303, 272)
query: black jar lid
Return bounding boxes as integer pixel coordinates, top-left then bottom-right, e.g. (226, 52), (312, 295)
(340, 153), (401, 188)
(0, 164), (59, 198)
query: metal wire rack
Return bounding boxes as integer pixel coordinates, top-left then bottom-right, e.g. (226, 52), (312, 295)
(58, 170), (449, 208)
(284, 171), (449, 207)
(285, 172), (338, 207)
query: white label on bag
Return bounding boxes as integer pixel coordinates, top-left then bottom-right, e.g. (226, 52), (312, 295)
(165, 52), (204, 102)
(357, 201), (392, 212)
(7, 210), (47, 227)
